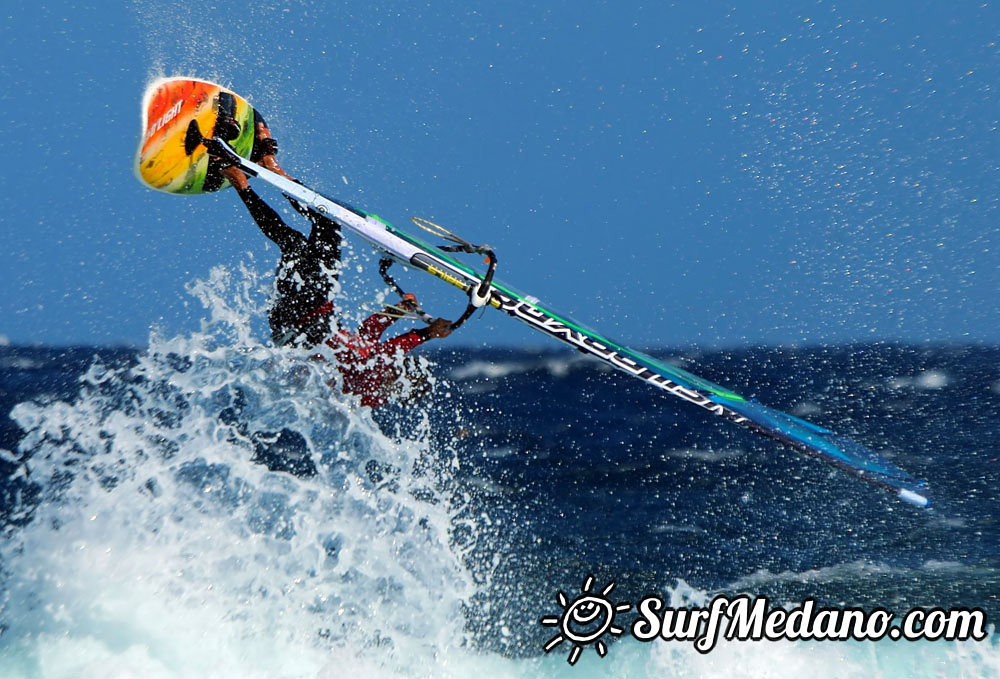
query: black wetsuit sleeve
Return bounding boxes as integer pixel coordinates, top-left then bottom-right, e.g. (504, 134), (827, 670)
(306, 210), (342, 262)
(235, 187), (304, 253)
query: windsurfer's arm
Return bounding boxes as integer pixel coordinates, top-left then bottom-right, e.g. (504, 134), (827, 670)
(383, 329), (427, 354)
(275, 182), (342, 266)
(305, 210), (343, 265)
(385, 318), (453, 354)
(356, 292), (426, 342)
(231, 181), (305, 253)
(357, 310), (399, 343)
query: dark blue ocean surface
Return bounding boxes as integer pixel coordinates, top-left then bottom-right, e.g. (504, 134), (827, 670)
(2, 342), (997, 662)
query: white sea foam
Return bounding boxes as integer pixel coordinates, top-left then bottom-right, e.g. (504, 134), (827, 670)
(449, 355), (591, 381)
(651, 522), (709, 536)
(659, 447), (746, 462)
(888, 369), (952, 390)
(0, 266), (486, 678)
(727, 559), (975, 591)
(0, 356), (41, 370)
(644, 631), (1000, 679)
(791, 401), (823, 417)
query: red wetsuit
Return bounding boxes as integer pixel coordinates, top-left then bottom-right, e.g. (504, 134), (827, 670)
(321, 307), (429, 408)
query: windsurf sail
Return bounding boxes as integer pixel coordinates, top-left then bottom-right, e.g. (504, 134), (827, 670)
(136, 78), (930, 508)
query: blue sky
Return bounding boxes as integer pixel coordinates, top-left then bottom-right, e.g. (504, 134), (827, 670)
(2, 1), (997, 349)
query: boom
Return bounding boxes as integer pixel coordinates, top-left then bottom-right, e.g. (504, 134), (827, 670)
(201, 135), (929, 508)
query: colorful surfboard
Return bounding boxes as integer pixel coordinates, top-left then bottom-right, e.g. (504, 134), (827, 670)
(135, 77), (256, 194)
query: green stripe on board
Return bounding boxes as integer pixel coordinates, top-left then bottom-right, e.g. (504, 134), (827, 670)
(366, 212), (745, 402)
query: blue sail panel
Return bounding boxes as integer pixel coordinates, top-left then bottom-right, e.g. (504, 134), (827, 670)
(713, 395), (929, 506)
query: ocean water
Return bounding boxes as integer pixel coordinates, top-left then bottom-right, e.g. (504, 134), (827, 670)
(0, 265), (998, 678)
(4, 0), (997, 673)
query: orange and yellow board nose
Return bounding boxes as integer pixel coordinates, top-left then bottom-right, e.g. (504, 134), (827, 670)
(135, 77), (254, 194)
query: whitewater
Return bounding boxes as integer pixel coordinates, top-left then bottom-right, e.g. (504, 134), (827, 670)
(1, 263), (998, 678)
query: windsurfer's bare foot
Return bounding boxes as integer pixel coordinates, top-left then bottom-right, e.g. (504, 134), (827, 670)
(220, 165), (250, 192)
(214, 115), (241, 142)
(260, 154), (295, 180)
(255, 123), (296, 181)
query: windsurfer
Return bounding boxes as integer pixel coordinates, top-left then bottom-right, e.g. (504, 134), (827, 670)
(212, 121), (453, 408)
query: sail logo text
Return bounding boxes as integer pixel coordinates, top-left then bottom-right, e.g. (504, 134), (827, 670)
(500, 298), (746, 422)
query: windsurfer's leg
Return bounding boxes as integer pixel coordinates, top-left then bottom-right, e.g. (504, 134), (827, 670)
(214, 92), (242, 141)
(250, 110), (295, 181)
(219, 164), (250, 192)
(305, 209), (342, 271)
